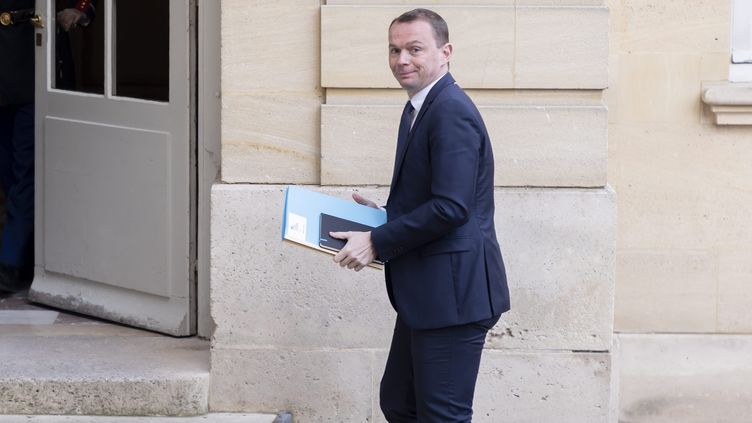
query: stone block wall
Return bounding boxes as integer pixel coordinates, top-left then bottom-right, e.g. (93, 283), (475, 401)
(607, 0), (743, 333)
(211, 1), (614, 421)
(607, 0), (752, 421)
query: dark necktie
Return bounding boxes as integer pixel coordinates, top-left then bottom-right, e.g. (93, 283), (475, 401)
(391, 101), (415, 186)
(397, 101), (414, 146)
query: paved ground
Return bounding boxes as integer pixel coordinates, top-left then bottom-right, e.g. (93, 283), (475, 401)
(0, 416), (280, 423)
(0, 291), (282, 422)
(617, 333), (752, 423)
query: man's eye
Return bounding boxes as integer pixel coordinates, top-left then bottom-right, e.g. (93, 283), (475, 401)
(411, 47), (421, 54)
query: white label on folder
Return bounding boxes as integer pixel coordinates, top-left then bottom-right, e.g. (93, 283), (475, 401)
(286, 213), (307, 243)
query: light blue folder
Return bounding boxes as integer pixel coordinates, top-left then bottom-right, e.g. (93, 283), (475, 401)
(281, 185), (387, 257)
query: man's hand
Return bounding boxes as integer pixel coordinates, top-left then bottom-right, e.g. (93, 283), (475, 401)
(353, 193), (380, 209)
(57, 8), (89, 31)
(331, 231), (376, 272)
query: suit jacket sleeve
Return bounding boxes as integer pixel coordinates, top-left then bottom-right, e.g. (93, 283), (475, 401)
(371, 97), (482, 261)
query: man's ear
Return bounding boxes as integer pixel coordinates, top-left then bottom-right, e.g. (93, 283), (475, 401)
(442, 43), (453, 63)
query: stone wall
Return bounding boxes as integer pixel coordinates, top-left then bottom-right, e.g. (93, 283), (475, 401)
(607, 0), (741, 333)
(607, 0), (752, 421)
(211, 1), (614, 421)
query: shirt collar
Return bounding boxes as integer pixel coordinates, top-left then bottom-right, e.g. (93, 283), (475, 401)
(409, 72), (447, 113)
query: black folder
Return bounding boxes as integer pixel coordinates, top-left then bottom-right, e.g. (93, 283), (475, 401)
(319, 213), (384, 265)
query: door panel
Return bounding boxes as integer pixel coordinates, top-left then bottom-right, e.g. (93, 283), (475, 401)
(43, 118), (172, 297)
(31, 0), (195, 336)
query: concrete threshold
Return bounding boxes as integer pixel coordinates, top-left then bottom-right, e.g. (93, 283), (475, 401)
(0, 334), (210, 416)
(0, 293), (213, 417)
(0, 414), (280, 423)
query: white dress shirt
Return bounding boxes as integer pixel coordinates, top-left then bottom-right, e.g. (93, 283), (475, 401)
(408, 72), (447, 129)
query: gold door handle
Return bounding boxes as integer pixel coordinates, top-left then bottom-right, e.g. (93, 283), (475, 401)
(31, 14), (44, 28)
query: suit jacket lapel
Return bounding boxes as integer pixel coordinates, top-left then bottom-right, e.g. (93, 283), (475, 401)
(389, 73), (456, 193)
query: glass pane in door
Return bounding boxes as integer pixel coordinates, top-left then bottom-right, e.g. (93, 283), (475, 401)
(114, 0), (169, 102)
(53, 0), (105, 94)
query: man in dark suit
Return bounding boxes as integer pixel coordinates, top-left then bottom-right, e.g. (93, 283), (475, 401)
(331, 8), (510, 422)
(0, 0), (94, 293)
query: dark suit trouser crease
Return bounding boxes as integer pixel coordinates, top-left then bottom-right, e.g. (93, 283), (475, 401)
(380, 314), (500, 423)
(0, 103), (35, 270)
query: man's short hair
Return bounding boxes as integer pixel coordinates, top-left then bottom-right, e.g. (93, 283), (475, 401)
(390, 8), (449, 47)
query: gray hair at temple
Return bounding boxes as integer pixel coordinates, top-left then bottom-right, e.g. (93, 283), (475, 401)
(389, 8), (450, 47)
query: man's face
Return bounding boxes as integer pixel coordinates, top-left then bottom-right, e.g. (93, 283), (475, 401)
(388, 20), (452, 97)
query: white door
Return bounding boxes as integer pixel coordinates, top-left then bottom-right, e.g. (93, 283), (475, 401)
(31, 0), (195, 336)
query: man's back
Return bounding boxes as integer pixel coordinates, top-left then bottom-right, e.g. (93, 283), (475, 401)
(372, 72), (509, 330)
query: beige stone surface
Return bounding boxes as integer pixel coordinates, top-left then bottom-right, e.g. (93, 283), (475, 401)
(326, 88), (604, 106)
(0, 415), (278, 423)
(472, 351), (612, 423)
(700, 52), (732, 83)
(614, 249), (718, 333)
(484, 187), (615, 351)
(327, 0), (512, 4)
(607, 0), (745, 337)
(321, 6), (607, 89)
(211, 346), (612, 422)
(717, 249), (752, 332)
(604, 54), (619, 125)
(210, 185), (394, 350)
(211, 184), (615, 351)
(0, 336), (209, 416)
(603, 52), (728, 125)
(320, 105), (399, 186)
(320, 5), (400, 89)
(482, 105), (608, 187)
(221, 0), (321, 93)
(610, 118), (752, 334)
(321, 104), (607, 187)
(610, 122), (752, 252)
(702, 82), (752, 125)
(515, 6), (608, 89)
(328, 0), (604, 3)
(221, 93), (321, 183)
(706, 105), (752, 125)
(220, 0), (323, 183)
(610, 0), (730, 55)
(515, 0), (604, 4)
(616, 333), (752, 423)
(321, 6), (515, 89)
(210, 347), (374, 421)
(613, 54), (703, 124)
(369, 350), (613, 423)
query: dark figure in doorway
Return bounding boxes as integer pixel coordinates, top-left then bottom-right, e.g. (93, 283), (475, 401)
(55, 0), (96, 89)
(0, 0), (95, 293)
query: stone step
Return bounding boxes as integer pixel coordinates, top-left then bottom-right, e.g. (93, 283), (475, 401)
(0, 334), (210, 416)
(0, 414), (284, 423)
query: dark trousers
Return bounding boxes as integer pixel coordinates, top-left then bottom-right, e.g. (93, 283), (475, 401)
(380, 314), (500, 423)
(0, 103), (34, 270)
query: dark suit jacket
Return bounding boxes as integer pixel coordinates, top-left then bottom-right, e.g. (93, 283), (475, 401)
(371, 72), (510, 330)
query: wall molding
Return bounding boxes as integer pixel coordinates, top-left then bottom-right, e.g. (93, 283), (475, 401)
(702, 82), (752, 125)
